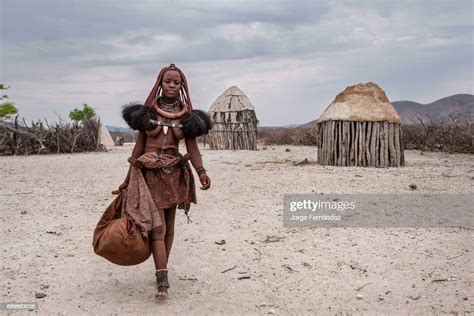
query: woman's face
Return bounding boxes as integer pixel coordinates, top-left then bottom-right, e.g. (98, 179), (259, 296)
(161, 70), (182, 99)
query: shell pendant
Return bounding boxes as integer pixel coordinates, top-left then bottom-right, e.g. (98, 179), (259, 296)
(163, 126), (169, 135)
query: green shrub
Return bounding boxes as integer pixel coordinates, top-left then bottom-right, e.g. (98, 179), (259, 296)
(69, 104), (96, 122)
(0, 83), (18, 119)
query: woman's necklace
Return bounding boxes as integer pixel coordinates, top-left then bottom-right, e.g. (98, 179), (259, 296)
(158, 97), (180, 113)
(153, 97), (187, 119)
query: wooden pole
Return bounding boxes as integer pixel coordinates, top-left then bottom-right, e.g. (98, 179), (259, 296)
(383, 121), (389, 167)
(365, 122), (371, 166)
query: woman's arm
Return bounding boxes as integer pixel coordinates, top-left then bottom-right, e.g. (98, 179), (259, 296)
(131, 130), (146, 159)
(185, 137), (204, 171)
(122, 131), (146, 184)
(185, 137), (211, 190)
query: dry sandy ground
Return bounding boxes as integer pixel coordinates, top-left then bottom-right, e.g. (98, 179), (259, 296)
(1, 144), (473, 315)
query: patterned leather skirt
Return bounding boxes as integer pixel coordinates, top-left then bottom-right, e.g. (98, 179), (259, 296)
(141, 149), (197, 217)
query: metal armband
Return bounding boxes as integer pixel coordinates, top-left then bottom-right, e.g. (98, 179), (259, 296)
(196, 167), (206, 176)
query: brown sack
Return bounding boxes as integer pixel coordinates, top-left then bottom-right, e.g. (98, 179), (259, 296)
(92, 191), (151, 266)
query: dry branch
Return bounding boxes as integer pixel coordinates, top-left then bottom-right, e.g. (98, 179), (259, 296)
(0, 116), (106, 156)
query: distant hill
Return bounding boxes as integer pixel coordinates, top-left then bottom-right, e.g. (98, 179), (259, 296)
(392, 94), (473, 124)
(299, 119), (318, 128)
(300, 94), (474, 127)
(106, 125), (134, 133)
(0, 120), (15, 128)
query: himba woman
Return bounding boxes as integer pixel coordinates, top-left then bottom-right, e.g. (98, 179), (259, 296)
(114, 64), (212, 299)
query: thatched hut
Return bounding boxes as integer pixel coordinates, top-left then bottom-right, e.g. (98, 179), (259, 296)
(208, 86), (259, 150)
(317, 82), (404, 167)
(98, 122), (115, 150)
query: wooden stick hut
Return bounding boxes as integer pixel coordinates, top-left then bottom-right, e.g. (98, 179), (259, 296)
(208, 86), (259, 150)
(317, 82), (404, 167)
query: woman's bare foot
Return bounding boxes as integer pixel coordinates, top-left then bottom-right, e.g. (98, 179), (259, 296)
(155, 286), (168, 299)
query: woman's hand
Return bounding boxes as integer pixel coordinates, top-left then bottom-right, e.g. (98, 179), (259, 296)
(199, 173), (211, 190)
(112, 180), (128, 195)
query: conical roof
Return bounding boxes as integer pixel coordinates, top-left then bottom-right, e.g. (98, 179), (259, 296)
(98, 123), (115, 149)
(318, 82), (401, 123)
(209, 86), (255, 113)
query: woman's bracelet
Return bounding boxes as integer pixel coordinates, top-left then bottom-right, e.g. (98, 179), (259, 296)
(128, 156), (142, 169)
(196, 167), (206, 175)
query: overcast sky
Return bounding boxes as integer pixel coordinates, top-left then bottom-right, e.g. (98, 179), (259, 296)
(1, 0), (473, 126)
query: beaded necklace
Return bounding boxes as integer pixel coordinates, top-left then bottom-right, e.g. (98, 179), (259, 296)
(158, 97), (180, 113)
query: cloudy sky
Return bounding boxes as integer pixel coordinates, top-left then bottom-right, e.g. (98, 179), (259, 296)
(1, 0), (473, 127)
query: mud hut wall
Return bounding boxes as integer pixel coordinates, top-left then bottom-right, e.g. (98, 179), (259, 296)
(208, 110), (258, 150)
(317, 120), (404, 167)
(208, 122), (257, 150)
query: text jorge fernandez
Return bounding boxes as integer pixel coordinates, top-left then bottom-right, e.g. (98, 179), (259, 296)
(288, 199), (356, 222)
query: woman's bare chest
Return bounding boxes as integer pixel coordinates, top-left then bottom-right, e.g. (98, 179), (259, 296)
(145, 115), (184, 146)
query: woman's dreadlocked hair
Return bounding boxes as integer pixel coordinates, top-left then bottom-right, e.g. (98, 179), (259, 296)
(122, 63), (212, 137)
